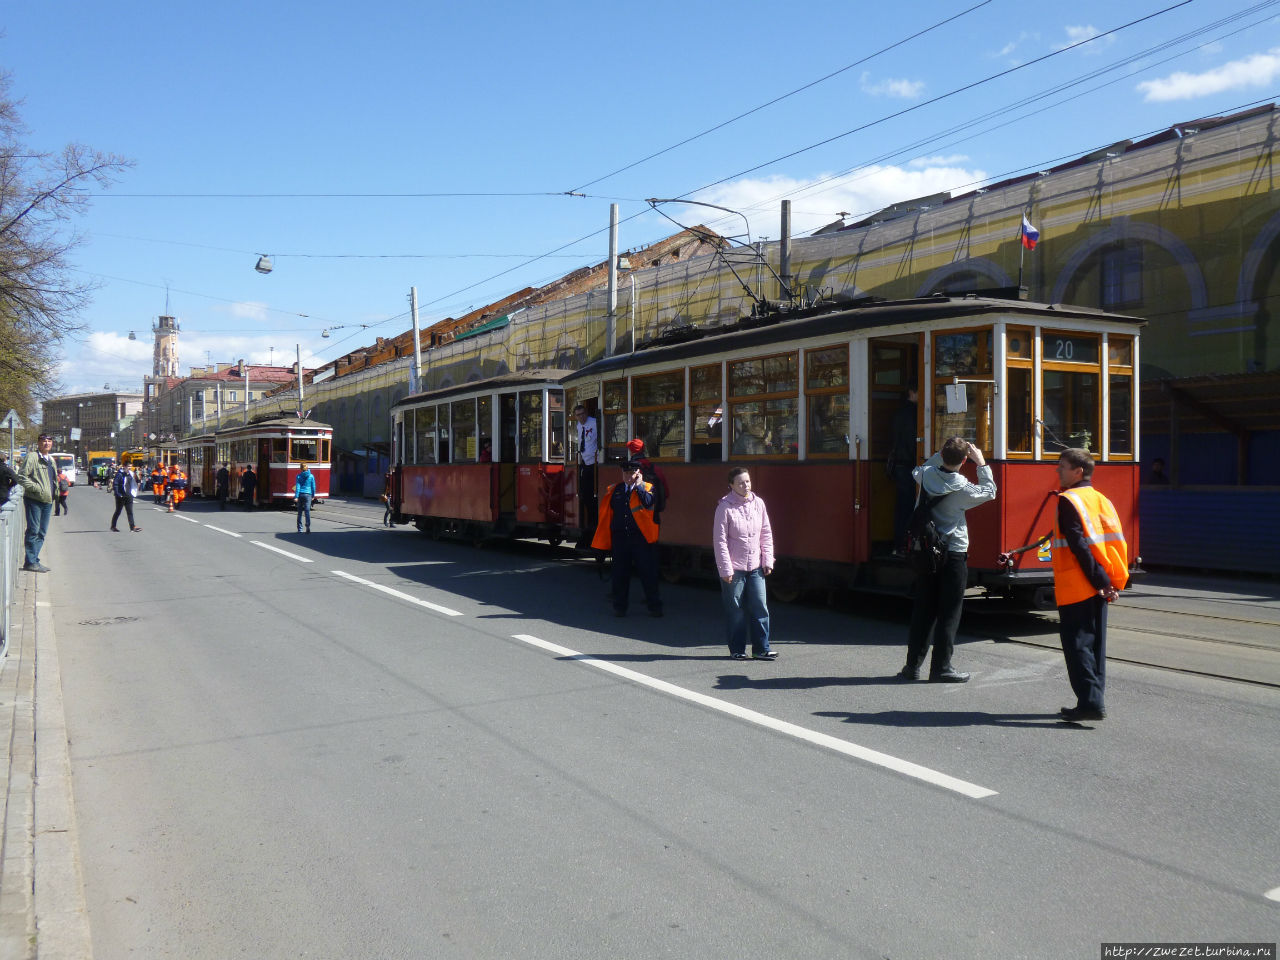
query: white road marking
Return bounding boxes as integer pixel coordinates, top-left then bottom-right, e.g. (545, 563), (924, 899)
(1265, 885), (1280, 902)
(251, 541), (314, 563)
(332, 570), (464, 617)
(510, 633), (999, 800)
(174, 514), (200, 524)
(204, 525), (242, 538)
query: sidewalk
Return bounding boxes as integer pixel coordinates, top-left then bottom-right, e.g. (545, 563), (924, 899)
(0, 563), (1275, 956)
(0, 572), (92, 959)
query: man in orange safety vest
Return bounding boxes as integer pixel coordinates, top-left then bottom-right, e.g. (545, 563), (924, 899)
(1052, 447), (1129, 724)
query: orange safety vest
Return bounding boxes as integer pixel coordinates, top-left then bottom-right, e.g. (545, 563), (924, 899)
(1052, 485), (1129, 606)
(591, 481), (660, 550)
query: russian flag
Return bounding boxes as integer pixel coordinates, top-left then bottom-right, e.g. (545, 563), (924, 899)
(1019, 214), (1040, 250)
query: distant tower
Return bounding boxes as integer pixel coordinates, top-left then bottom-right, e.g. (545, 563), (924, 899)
(153, 315), (179, 377)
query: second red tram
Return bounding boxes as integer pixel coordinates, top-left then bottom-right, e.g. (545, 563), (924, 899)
(178, 416), (333, 507)
(391, 296), (1142, 604)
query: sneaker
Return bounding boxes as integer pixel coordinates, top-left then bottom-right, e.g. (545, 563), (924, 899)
(110, 526), (119, 532)
(730, 653), (749, 660)
(752, 651), (779, 660)
(23, 563), (50, 573)
(131, 527), (143, 532)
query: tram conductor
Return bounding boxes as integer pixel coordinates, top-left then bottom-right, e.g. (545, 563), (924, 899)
(591, 460), (663, 618)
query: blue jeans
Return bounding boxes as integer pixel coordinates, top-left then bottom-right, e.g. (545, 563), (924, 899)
(721, 568), (771, 656)
(23, 498), (52, 566)
(296, 495), (312, 531)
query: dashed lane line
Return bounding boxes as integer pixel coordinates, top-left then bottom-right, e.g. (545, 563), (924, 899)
(251, 541), (314, 563)
(510, 633), (999, 801)
(174, 514), (200, 523)
(204, 525), (242, 538)
(331, 570), (464, 617)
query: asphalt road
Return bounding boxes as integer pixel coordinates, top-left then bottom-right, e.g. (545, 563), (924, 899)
(45, 489), (1280, 959)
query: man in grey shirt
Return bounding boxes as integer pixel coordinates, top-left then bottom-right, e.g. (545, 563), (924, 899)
(898, 436), (997, 683)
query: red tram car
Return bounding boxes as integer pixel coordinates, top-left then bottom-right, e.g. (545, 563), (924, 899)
(391, 296), (1142, 605)
(178, 416), (333, 507)
(389, 373), (572, 542)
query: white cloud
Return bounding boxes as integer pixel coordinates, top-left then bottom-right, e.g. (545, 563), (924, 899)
(1137, 47), (1280, 101)
(1056, 25), (1114, 55)
(694, 160), (988, 239)
(859, 71), (925, 99)
(995, 31), (1038, 61)
(219, 300), (271, 322)
(909, 154), (970, 168)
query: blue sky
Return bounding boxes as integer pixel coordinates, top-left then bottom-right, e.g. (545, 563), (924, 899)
(5, 0), (1280, 395)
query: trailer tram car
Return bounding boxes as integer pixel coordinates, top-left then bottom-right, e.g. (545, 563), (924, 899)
(560, 295), (1143, 604)
(389, 372), (574, 542)
(186, 416), (333, 507)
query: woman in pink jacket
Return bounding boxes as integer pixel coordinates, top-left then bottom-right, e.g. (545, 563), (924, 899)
(712, 467), (776, 660)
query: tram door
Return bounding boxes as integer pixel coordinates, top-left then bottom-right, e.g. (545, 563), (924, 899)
(257, 439), (271, 507)
(868, 335), (922, 554)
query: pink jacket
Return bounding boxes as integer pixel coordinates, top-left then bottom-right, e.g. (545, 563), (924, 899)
(712, 491), (774, 579)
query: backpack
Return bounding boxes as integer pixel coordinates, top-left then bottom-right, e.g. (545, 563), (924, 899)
(906, 491), (948, 575)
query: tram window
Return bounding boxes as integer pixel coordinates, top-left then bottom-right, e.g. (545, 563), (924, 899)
(690, 364), (722, 462)
(451, 398), (476, 461)
(271, 438), (288, 463)
(437, 404), (451, 463)
(499, 394), (517, 462)
(519, 390), (543, 461)
(1043, 371), (1099, 452)
(808, 394), (850, 455)
(1007, 368), (1033, 454)
(292, 438), (320, 463)
(932, 384), (993, 453)
(415, 406), (436, 464)
(730, 398), (799, 457)
(632, 371), (684, 459)
(932, 329), (992, 453)
(806, 346), (849, 457)
(547, 391), (565, 460)
(730, 353), (799, 396)
(1109, 374), (1133, 454)
(602, 379), (628, 461)
(477, 396), (493, 461)
(1109, 337), (1133, 366)
(1007, 328), (1033, 360)
(934, 330), (992, 378)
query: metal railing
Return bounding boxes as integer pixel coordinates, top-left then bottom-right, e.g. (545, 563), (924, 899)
(0, 483), (26, 666)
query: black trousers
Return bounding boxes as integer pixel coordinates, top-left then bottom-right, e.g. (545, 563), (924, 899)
(111, 495), (137, 530)
(1058, 595), (1107, 711)
(611, 535), (661, 614)
(905, 551), (968, 675)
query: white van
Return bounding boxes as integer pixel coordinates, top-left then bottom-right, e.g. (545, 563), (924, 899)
(51, 452), (76, 487)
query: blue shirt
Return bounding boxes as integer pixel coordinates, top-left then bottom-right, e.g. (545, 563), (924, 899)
(294, 470), (316, 497)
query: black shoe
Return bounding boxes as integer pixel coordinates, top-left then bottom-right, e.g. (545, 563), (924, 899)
(730, 653), (749, 660)
(752, 651), (778, 660)
(896, 667), (921, 681)
(1059, 706), (1106, 722)
(929, 669), (970, 683)
(110, 526), (119, 532)
(23, 562), (50, 573)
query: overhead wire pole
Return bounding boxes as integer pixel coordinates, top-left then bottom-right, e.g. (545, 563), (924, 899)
(410, 287), (423, 394)
(607, 204), (619, 358)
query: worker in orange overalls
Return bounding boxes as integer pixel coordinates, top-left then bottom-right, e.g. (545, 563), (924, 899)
(149, 464), (165, 504)
(166, 466), (188, 512)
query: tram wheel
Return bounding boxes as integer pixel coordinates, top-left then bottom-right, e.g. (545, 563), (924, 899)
(660, 567), (682, 585)
(771, 578), (803, 603)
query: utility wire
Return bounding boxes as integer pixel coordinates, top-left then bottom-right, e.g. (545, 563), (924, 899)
(566, 0), (995, 193)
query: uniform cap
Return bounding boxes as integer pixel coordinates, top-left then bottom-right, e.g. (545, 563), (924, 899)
(625, 438), (645, 455)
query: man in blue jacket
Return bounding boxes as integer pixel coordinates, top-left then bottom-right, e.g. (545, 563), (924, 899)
(294, 464), (316, 533)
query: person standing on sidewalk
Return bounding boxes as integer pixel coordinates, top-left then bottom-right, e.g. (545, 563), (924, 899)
(110, 463), (142, 532)
(294, 463), (316, 533)
(215, 462), (230, 510)
(1053, 447), (1129, 723)
(899, 436), (996, 683)
(712, 467), (776, 661)
(18, 433), (57, 572)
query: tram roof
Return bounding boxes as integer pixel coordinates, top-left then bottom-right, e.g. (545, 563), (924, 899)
(395, 369), (578, 408)
(571, 296), (1144, 378)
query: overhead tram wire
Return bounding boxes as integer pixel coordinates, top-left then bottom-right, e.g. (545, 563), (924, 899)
(700, 3), (1280, 229)
(566, 0), (996, 194)
(672, 0), (1198, 202)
